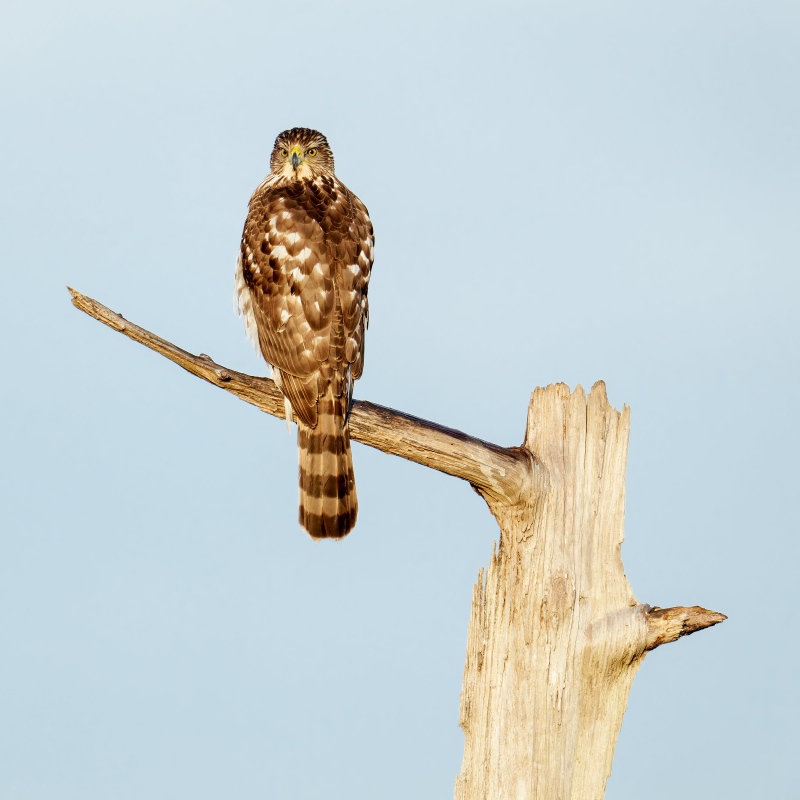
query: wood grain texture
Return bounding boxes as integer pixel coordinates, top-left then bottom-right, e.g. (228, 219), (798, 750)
(645, 605), (727, 651)
(455, 383), (724, 800)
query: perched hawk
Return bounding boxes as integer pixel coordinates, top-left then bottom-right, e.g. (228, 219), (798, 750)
(235, 128), (374, 539)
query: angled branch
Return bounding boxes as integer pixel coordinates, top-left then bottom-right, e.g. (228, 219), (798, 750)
(644, 605), (727, 651)
(71, 287), (727, 797)
(68, 287), (530, 505)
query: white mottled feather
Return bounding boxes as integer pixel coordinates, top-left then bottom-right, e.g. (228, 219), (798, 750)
(235, 251), (294, 432)
(234, 251), (259, 351)
(269, 244), (289, 260)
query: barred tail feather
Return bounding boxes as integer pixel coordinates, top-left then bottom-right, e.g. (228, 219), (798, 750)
(297, 391), (357, 539)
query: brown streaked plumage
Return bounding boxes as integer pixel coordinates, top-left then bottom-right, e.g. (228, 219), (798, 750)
(235, 128), (374, 539)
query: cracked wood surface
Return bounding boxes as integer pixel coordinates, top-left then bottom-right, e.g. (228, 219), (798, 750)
(456, 383), (726, 799)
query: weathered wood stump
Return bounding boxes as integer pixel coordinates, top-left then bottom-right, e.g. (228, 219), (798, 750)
(69, 288), (725, 800)
(458, 383), (645, 798)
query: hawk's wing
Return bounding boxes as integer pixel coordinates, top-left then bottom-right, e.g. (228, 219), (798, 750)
(240, 176), (374, 427)
(337, 190), (373, 385)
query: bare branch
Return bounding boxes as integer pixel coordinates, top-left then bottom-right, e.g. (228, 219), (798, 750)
(71, 287), (726, 796)
(68, 287), (530, 505)
(644, 605), (727, 651)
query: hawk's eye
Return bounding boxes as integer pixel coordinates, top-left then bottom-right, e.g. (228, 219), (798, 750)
(280, 148), (289, 157)
(306, 148), (317, 157)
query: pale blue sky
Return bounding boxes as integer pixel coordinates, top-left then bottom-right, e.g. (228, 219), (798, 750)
(1, 1), (798, 798)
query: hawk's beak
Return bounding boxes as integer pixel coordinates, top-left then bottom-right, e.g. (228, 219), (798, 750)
(291, 148), (301, 170)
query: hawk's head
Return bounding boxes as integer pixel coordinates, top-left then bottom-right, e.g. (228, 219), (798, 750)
(270, 128), (335, 181)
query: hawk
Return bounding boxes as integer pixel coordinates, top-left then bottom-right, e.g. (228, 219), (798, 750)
(235, 128), (374, 539)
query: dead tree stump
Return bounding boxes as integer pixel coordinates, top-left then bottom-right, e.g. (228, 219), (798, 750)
(458, 383), (648, 799)
(69, 288), (725, 800)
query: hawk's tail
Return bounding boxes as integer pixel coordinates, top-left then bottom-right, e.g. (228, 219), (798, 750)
(297, 390), (357, 539)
